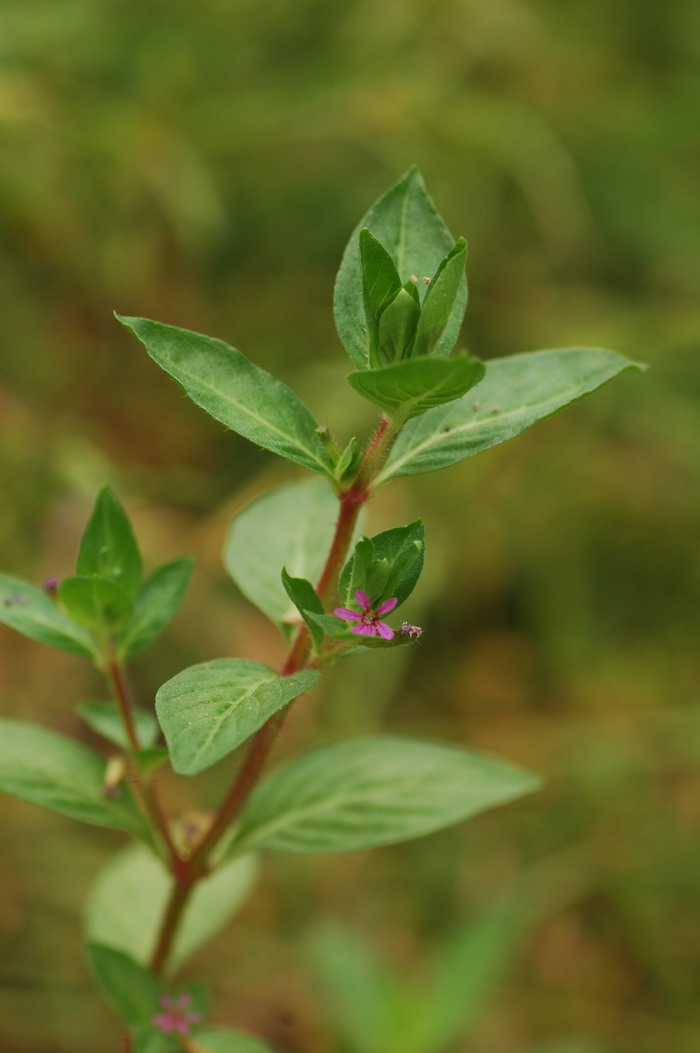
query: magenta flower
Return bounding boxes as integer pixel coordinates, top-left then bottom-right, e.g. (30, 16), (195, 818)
(152, 993), (201, 1035)
(334, 589), (398, 640)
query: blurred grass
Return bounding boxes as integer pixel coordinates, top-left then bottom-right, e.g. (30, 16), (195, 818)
(1, 0), (699, 1050)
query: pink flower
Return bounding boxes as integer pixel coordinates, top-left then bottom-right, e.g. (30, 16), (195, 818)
(152, 993), (201, 1035)
(334, 589), (398, 640)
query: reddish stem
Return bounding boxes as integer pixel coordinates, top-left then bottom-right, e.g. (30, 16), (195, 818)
(147, 414), (396, 976)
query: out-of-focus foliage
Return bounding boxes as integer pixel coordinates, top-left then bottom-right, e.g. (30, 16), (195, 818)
(0, 0), (698, 1050)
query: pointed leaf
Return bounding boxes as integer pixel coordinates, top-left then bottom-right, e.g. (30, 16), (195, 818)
(77, 700), (159, 750)
(223, 479), (340, 632)
(347, 355), (484, 419)
(77, 488), (143, 596)
(117, 557), (193, 661)
(334, 169), (467, 368)
(59, 575), (132, 634)
(85, 843), (258, 975)
(0, 572), (94, 658)
(87, 944), (159, 1024)
(376, 286), (421, 365)
(0, 718), (149, 837)
(281, 569), (325, 649)
(339, 521), (425, 608)
(155, 659), (320, 776)
(360, 227), (402, 362)
(117, 316), (334, 477)
(412, 238), (468, 357)
(376, 349), (645, 483)
(233, 736), (541, 854)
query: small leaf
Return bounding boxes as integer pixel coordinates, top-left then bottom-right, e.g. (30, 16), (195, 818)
(0, 572), (95, 658)
(87, 943), (159, 1024)
(224, 479), (341, 634)
(0, 718), (148, 837)
(117, 557), (193, 661)
(77, 488), (143, 597)
(412, 238), (468, 357)
(334, 169), (467, 368)
(131, 1028), (179, 1053)
(59, 575), (133, 634)
(233, 736), (541, 854)
(281, 569), (325, 650)
(85, 843), (258, 975)
(117, 315), (334, 478)
(195, 1029), (276, 1053)
(339, 521), (425, 609)
(376, 285), (421, 365)
(132, 748), (169, 777)
(347, 355), (484, 419)
(376, 348), (646, 483)
(360, 228), (402, 363)
(77, 700), (159, 750)
(334, 437), (362, 486)
(155, 659), (320, 776)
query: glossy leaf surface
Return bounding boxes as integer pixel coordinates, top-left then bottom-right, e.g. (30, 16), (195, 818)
(77, 487), (143, 596)
(347, 355), (484, 419)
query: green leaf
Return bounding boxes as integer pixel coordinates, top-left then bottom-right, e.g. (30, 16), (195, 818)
(117, 557), (193, 661)
(347, 355), (484, 419)
(77, 487), (143, 597)
(334, 169), (467, 368)
(84, 843), (258, 975)
(87, 943), (159, 1024)
(132, 748), (169, 776)
(334, 436), (362, 486)
(360, 227), (402, 363)
(0, 718), (148, 837)
(339, 521), (425, 609)
(281, 569), (325, 650)
(155, 659), (320, 776)
(0, 572), (95, 658)
(117, 315), (334, 478)
(232, 736), (541, 854)
(223, 479), (340, 634)
(131, 1028), (179, 1053)
(77, 700), (159, 750)
(412, 238), (468, 358)
(59, 575), (132, 635)
(195, 1030), (276, 1053)
(376, 285), (422, 365)
(376, 348), (645, 484)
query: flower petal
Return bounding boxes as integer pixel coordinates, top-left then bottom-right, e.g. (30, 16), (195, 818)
(376, 621), (395, 640)
(334, 608), (361, 621)
(376, 596), (398, 616)
(354, 589), (372, 611)
(350, 623), (376, 635)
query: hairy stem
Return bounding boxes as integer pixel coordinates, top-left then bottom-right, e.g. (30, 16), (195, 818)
(147, 414), (397, 976)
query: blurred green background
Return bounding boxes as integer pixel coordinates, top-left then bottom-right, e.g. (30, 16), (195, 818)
(1, 0), (699, 1050)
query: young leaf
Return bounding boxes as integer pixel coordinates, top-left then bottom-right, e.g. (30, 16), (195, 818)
(224, 479), (341, 633)
(281, 569), (325, 649)
(334, 436), (362, 486)
(117, 557), (193, 661)
(232, 736), (541, 854)
(77, 487), (143, 597)
(347, 355), (484, 419)
(85, 843), (258, 975)
(339, 521), (425, 608)
(376, 285), (421, 365)
(0, 572), (95, 658)
(77, 700), (159, 750)
(360, 227), (402, 362)
(334, 169), (467, 368)
(375, 348), (645, 484)
(0, 718), (149, 837)
(155, 659), (320, 776)
(87, 943), (159, 1025)
(59, 575), (133, 634)
(195, 1030), (276, 1053)
(117, 315), (334, 478)
(411, 238), (468, 358)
